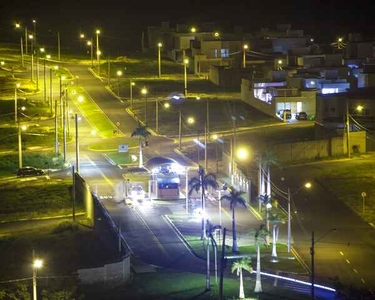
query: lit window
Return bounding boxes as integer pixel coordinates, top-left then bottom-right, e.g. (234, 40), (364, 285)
(221, 49), (229, 58)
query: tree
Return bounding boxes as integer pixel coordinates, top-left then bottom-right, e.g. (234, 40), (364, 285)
(268, 212), (284, 260)
(257, 193), (273, 245)
(231, 258), (253, 299)
(130, 122), (151, 168)
(188, 166), (218, 239)
(260, 148), (279, 196)
(220, 187), (246, 253)
(249, 224), (270, 293)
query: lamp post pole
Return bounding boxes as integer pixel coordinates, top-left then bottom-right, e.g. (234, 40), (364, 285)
(184, 58), (188, 98)
(32, 265), (38, 300)
(130, 80), (134, 110)
(243, 44), (248, 68)
(20, 37), (24, 67)
(75, 113), (80, 173)
(63, 87), (67, 162)
(24, 27), (28, 55)
(57, 31), (60, 61)
(287, 187), (291, 253)
(346, 99), (351, 158)
(18, 111), (22, 169)
(157, 42), (162, 78)
(14, 84), (19, 123)
(310, 231), (315, 300)
(49, 68), (53, 114)
(43, 57), (47, 103)
(54, 97), (58, 155)
(96, 30), (100, 75)
(178, 107), (182, 150)
(155, 99), (159, 133)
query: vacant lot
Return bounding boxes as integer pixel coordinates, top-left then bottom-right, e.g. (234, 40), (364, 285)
(0, 178), (83, 221)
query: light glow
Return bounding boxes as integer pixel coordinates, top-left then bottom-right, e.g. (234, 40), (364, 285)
(117, 70), (123, 76)
(187, 117), (195, 124)
(33, 259), (43, 269)
(305, 182), (312, 189)
(77, 96), (84, 103)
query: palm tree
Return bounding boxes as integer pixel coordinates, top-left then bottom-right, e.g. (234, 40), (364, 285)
(188, 166), (218, 239)
(260, 148), (279, 196)
(249, 224), (270, 293)
(257, 193), (272, 246)
(231, 257), (253, 299)
(221, 187), (246, 253)
(268, 212), (284, 260)
(130, 123), (151, 168)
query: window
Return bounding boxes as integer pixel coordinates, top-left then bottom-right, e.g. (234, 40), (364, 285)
(214, 49), (218, 58)
(221, 49), (229, 58)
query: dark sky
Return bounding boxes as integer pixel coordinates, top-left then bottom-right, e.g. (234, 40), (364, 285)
(1, 0), (374, 50)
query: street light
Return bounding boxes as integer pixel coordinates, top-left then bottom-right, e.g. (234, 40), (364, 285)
(130, 80), (135, 110)
(277, 59), (283, 70)
(32, 259), (43, 300)
(96, 29), (101, 74)
(87, 39), (93, 67)
(14, 23), (25, 67)
(157, 42), (162, 78)
(141, 87), (148, 124)
(310, 228), (337, 299)
(183, 58), (189, 98)
(116, 70), (122, 97)
(14, 83), (20, 123)
(243, 44), (248, 68)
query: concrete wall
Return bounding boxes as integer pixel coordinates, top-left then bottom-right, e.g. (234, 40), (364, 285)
(74, 173), (94, 225)
(78, 257), (131, 284)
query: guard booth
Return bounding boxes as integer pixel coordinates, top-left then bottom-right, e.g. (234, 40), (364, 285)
(145, 157), (185, 199)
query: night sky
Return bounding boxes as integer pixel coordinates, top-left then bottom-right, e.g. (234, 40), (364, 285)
(1, 0), (374, 50)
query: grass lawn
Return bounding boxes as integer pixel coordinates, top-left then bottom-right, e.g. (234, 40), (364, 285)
(105, 151), (135, 165)
(0, 178), (84, 222)
(72, 86), (122, 139)
(88, 137), (138, 151)
(0, 151), (65, 177)
(183, 234), (306, 275)
(83, 268), (310, 300)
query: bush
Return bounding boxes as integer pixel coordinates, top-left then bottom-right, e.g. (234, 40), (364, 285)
(52, 221), (79, 234)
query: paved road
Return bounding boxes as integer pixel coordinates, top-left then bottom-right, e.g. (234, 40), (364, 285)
(272, 158), (375, 292)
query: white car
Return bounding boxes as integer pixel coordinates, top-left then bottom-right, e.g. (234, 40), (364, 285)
(129, 185), (145, 200)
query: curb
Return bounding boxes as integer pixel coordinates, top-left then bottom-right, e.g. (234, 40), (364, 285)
(163, 215), (205, 260)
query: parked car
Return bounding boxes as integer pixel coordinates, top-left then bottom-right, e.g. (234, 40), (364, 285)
(296, 111), (308, 120)
(129, 185), (145, 200)
(278, 109), (292, 119)
(16, 166), (44, 177)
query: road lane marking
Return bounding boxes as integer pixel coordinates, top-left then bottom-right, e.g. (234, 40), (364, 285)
(369, 222), (375, 228)
(132, 207), (168, 256)
(361, 278), (366, 284)
(86, 155), (114, 187)
(339, 251), (344, 256)
(346, 259), (350, 264)
(353, 269), (358, 274)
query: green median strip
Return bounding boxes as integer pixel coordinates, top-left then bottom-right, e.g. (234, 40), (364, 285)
(72, 87), (123, 139)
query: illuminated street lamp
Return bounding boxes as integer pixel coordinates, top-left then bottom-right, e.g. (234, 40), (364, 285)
(157, 42), (162, 78)
(87, 39), (93, 67)
(95, 29), (101, 75)
(243, 44), (249, 68)
(130, 80), (135, 110)
(116, 70), (122, 97)
(14, 83), (20, 123)
(190, 27), (197, 33)
(141, 87), (148, 124)
(277, 59), (283, 70)
(15, 23), (25, 67)
(32, 259), (43, 300)
(183, 58), (189, 97)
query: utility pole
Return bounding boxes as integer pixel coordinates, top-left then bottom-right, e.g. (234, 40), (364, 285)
(18, 112), (22, 169)
(72, 165), (76, 221)
(54, 98), (58, 155)
(205, 123), (208, 171)
(287, 187), (291, 253)
(63, 87), (67, 162)
(178, 107), (182, 150)
(219, 228), (227, 300)
(75, 114), (80, 173)
(49, 68), (53, 114)
(346, 99), (351, 158)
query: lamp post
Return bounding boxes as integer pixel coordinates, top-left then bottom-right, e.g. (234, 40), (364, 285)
(346, 99), (351, 158)
(75, 113), (80, 173)
(14, 83), (20, 123)
(17, 107), (26, 169)
(130, 80), (135, 110)
(183, 58), (189, 98)
(155, 98), (159, 133)
(157, 42), (162, 78)
(116, 70), (122, 97)
(32, 259), (43, 300)
(32, 19), (37, 47)
(87, 39), (93, 67)
(15, 23), (24, 67)
(96, 29), (100, 74)
(310, 228), (337, 299)
(141, 87), (148, 124)
(242, 44), (248, 68)
(43, 54), (50, 104)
